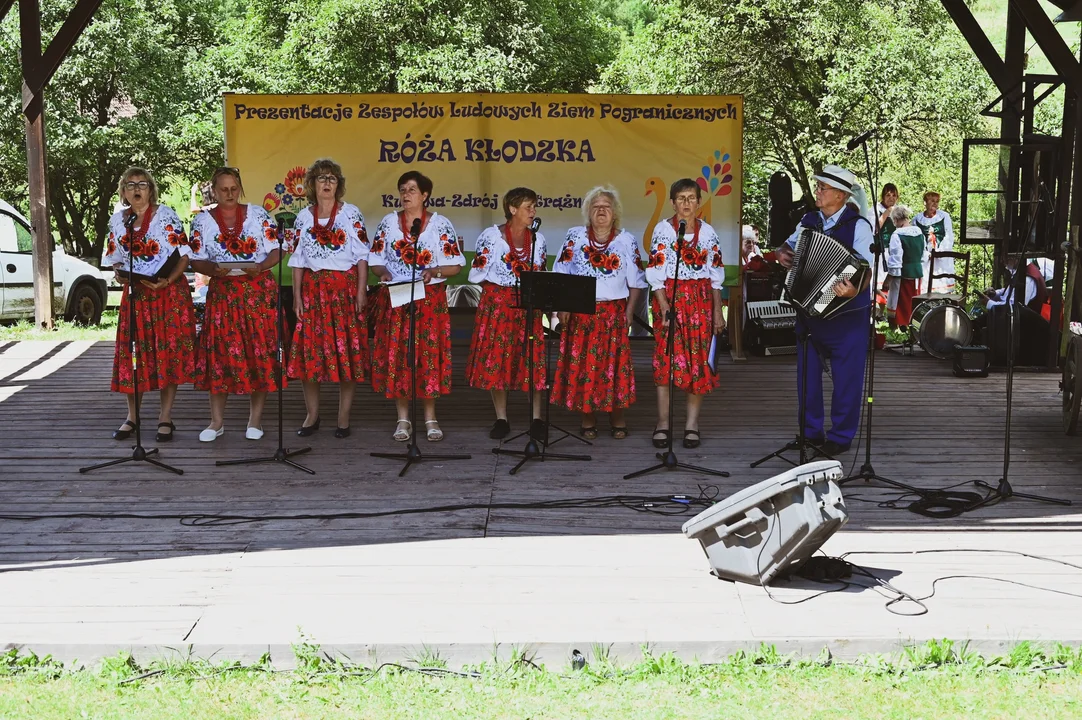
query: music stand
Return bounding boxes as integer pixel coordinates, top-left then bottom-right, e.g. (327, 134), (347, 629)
(81, 213), (182, 475)
(493, 271), (594, 474)
(215, 214), (314, 474)
(624, 224), (729, 481)
(371, 218), (472, 477)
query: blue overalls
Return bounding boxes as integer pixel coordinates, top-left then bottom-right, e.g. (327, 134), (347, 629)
(791, 207), (871, 445)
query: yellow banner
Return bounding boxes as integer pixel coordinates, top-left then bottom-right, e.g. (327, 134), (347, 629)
(224, 93), (743, 282)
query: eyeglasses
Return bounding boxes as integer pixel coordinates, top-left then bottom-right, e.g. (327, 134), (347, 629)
(674, 195), (699, 205)
(316, 175), (339, 184)
(124, 181), (151, 191)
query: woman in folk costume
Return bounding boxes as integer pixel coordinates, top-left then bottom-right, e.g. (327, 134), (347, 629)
(286, 158), (371, 439)
(466, 187), (548, 440)
(189, 167), (282, 442)
(777, 164), (875, 456)
(369, 171), (466, 443)
(645, 179), (726, 450)
(875, 183), (898, 313)
(551, 186), (647, 440)
(885, 204), (928, 329)
(913, 191), (956, 293)
(104, 166), (197, 443)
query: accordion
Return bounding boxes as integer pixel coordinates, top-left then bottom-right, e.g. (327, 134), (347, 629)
(783, 229), (870, 319)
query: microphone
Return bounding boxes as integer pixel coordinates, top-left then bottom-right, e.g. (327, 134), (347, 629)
(677, 219), (686, 237)
(530, 218), (541, 233)
(410, 218), (422, 238)
(846, 129), (875, 151)
(124, 210), (138, 230)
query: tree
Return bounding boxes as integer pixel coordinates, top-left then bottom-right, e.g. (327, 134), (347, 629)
(599, 0), (993, 220)
(0, 0), (226, 259)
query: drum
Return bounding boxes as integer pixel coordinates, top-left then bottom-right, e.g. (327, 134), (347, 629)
(910, 298), (972, 359)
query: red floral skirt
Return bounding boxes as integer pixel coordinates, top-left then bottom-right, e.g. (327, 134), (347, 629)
(551, 299), (635, 413)
(111, 280), (197, 393)
(466, 283), (546, 392)
(368, 284), (391, 392)
(286, 268), (368, 383)
(197, 272), (282, 394)
(373, 283), (452, 399)
(651, 278), (719, 394)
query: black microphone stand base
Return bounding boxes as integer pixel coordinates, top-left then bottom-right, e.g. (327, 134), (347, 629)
(973, 478), (1071, 507)
(492, 436), (591, 476)
(79, 446), (183, 475)
(216, 446), (315, 475)
(838, 460), (921, 493)
(372, 442), (472, 479)
(750, 436), (834, 469)
(624, 450), (730, 480)
(505, 421), (593, 448)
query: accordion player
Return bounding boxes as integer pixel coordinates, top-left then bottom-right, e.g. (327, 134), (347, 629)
(776, 164), (876, 455)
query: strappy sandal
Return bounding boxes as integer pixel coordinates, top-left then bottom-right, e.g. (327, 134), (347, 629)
(682, 429), (701, 449)
(393, 420), (412, 442)
(580, 425), (598, 440)
(425, 420), (444, 442)
(610, 426), (629, 440)
(156, 421), (176, 443)
(652, 428), (670, 449)
(112, 419), (137, 441)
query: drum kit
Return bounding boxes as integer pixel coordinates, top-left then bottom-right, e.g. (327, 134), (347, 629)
(898, 296), (974, 359)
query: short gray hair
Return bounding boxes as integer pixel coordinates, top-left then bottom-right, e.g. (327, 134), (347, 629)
(582, 186), (623, 231)
(890, 204), (911, 226)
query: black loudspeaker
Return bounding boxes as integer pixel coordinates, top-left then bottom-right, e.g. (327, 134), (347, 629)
(953, 345), (990, 377)
(768, 171), (808, 248)
(984, 304), (1048, 366)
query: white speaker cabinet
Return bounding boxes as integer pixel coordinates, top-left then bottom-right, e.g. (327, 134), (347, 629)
(682, 460), (848, 585)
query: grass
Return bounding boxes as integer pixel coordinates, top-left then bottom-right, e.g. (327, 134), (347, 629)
(0, 310), (118, 342)
(2, 641), (1082, 719)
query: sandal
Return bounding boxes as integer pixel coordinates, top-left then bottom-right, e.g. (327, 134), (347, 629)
(393, 420), (412, 442)
(610, 426), (629, 440)
(682, 429), (701, 449)
(112, 419), (137, 441)
(425, 420), (444, 442)
(156, 421), (176, 443)
(652, 428), (670, 449)
(580, 426), (598, 440)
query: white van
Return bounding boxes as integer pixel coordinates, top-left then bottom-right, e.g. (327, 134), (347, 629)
(0, 199), (109, 325)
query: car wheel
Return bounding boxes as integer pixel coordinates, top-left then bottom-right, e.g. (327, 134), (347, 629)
(66, 282), (103, 325)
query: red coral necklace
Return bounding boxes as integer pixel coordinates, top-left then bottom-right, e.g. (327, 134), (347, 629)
(212, 204), (247, 246)
(311, 202), (339, 244)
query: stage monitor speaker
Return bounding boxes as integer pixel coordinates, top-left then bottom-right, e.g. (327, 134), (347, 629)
(953, 345), (990, 378)
(682, 461), (848, 586)
(768, 171), (808, 248)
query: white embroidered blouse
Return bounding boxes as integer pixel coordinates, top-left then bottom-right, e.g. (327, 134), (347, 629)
(370, 211), (466, 284)
(468, 225), (547, 287)
(286, 203), (370, 272)
(103, 205), (191, 277)
(189, 205), (279, 265)
(552, 227), (647, 301)
(645, 218), (725, 291)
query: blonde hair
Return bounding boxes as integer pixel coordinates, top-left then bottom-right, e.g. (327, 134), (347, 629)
(582, 186), (622, 231)
(211, 167), (244, 198)
(304, 158), (346, 205)
(117, 167), (159, 207)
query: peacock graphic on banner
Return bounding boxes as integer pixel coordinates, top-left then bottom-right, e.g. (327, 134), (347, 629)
(641, 150), (735, 254)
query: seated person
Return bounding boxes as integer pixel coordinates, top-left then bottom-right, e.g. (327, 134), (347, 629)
(975, 256), (1055, 365)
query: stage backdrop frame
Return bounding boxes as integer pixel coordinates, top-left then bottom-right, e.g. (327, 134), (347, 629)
(223, 92), (743, 288)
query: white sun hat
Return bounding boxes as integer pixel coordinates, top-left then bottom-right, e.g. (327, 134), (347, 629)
(814, 164), (869, 216)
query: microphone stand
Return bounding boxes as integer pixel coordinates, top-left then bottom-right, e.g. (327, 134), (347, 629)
(372, 216), (472, 477)
(81, 210), (182, 475)
(624, 219), (729, 480)
(216, 215), (313, 474)
(838, 135), (919, 493)
(494, 221), (591, 473)
(970, 192), (1070, 508)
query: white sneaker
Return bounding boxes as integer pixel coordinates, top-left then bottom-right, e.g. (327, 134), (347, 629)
(199, 426), (225, 442)
(245, 426), (264, 441)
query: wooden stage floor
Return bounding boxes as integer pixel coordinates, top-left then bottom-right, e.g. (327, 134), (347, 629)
(1, 338), (1081, 665)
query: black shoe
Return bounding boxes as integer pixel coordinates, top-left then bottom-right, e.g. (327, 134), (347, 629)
(820, 440), (852, 455)
(528, 418), (547, 442)
(682, 429), (701, 449)
(297, 417), (321, 437)
(489, 418), (511, 440)
(112, 419), (137, 441)
(155, 421), (175, 443)
(334, 426), (350, 439)
(652, 428), (670, 449)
